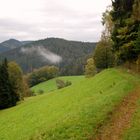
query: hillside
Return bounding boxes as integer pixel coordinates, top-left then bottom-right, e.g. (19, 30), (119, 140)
(0, 38), (96, 75)
(0, 69), (139, 140)
(0, 39), (32, 53)
(31, 75), (85, 94)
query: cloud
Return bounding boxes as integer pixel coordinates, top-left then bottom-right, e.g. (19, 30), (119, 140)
(20, 46), (62, 64)
(38, 47), (62, 64)
(0, 0), (111, 42)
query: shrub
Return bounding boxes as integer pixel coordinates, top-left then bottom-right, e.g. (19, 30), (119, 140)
(38, 89), (44, 95)
(56, 79), (66, 89)
(56, 79), (72, 89)
(65, 81), (72, 87)
(30, 90), (36, 96)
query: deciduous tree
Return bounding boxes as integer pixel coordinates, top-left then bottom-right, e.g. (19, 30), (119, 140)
(8, 62), (24, 101)
(85, 58), (96, 77)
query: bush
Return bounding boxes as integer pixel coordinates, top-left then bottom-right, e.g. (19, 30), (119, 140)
(65, 81), (72, 86)
(38, 89), (44, 95)
(56, 79), (66, 89)
(56, 79), (72, 89)
(38, 77), (47, 83)
(30, 90), (36, 96)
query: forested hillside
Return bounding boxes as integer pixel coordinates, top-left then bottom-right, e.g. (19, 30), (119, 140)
(0, 38), (96, 75)
(0, 39), (31, 53)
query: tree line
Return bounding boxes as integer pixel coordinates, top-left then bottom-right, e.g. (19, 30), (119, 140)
(25, 66), (59, 87)
(85, 0), (140, 77)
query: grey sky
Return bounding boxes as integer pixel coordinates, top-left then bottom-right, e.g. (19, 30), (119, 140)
(0, 0), (111, 42)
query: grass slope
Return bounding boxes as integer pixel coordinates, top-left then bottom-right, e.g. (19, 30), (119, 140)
(0, 69), (139, 140)
(31, 76), (84, 94)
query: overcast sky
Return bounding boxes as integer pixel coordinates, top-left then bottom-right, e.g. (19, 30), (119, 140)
(0, 0), (111, 42)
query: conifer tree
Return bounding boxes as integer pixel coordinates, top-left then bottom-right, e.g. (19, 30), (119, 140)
(0, 59), (16, 109)
(111, 0), (140, 62)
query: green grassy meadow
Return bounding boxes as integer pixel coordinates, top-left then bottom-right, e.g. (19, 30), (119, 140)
(0, 69), (139, 140)
(31, 76), (85, 94)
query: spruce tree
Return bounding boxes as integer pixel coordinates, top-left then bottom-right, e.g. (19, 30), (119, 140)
(134, 26), (140, 55)
(111, 0), (140, 62)
(0, 59), (16, 109)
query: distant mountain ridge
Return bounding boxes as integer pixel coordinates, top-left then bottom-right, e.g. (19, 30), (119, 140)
(0, 39), (32, 53)
(0, 38), (96, 75)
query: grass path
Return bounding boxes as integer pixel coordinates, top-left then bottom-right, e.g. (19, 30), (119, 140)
(94, 86), (140, 140)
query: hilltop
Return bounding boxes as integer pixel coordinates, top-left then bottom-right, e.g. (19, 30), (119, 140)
(0, 39), (32, 53)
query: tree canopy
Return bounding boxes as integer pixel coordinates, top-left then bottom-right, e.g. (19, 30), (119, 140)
(8, 62), (25, 101)
(26, 65), (59, 87)
(85, 58), (96, 77)
(0, 59), (29, 109)
(111, 0), (140, 62)
(0, 59), (16, 109)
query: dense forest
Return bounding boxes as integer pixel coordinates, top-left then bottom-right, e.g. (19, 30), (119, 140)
(0, 38), (96, 75)
(0, 39), (31, 53)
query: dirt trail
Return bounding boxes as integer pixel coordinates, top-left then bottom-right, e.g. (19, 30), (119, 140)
(93, 87), (140, 140)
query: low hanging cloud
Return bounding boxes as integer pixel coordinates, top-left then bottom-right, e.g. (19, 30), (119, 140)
(20, 46), (62, 64)
(38, 47), (62, 63)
